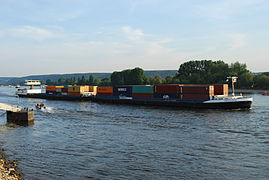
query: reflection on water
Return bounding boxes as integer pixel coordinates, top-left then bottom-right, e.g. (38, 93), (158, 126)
(0, 86), (269, 180)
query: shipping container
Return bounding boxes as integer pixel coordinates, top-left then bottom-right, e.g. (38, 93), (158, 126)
(62, 87), (68, 92)
(97, 87), (113, 93)
(68, 86), (87, 93)
(56, 88), (62, 93)
(61, 92), (68, 96)
(132, 93), (154, 98)
(132, 85), (154, 94)
(67, 92), (83, 96)
(113, 86), (132, 97)
(46, 91), (57, 95)
(154, 93), (179, 99)
(181, 85), (214, 95)
(154, 85), (181, 94)
(84, 86), (89, 92)
(46, 86), (64, 92)
(214, 84), (228, 96)
(181, 94), (211, 100)
(88, 86), (97, 92)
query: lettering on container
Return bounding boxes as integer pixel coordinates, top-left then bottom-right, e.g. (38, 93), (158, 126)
(118, 88), (127, 92)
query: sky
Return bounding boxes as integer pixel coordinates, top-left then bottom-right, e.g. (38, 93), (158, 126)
(0, 0), (268, 76)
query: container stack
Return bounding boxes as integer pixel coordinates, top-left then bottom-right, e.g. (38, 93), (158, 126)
(96, 87), (114, 98)
(213, 84), (228, 96)
(180, 85), (214, 100)
(132, 85), (154, 99)
(67, 85), (97, 96)
(113, 86), (132, 97)
(83, 86), (97, 96)
(154, 84), (181, 99)
(154, 84), (214, 100)
(46, 86), (64, 95)
(61, 87), (68, 96)
(67, 86), (86, 96)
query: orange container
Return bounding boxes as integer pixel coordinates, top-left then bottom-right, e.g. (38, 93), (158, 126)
(97, 87), (113, 93)
(46, 86), (64, 92)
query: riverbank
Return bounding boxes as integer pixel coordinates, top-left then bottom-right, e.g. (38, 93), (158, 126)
(0, 149), (22, 180)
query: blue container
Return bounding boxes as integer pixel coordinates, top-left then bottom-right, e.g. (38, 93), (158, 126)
(113, 86), (132, 97)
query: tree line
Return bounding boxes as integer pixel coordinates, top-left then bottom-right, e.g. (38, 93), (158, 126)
(45, 60), (269, 89)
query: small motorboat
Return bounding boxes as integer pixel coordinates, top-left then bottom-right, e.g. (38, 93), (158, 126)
(35, 103), (46, 110)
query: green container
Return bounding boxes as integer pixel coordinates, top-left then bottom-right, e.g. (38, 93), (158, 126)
(132, 85), (154, 94)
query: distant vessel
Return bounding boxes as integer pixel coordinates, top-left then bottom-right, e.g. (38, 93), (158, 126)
(15, 84), (21, 88)
(16, 80), (42, 96)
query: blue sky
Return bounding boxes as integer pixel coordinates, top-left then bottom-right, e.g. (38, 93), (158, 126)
(0, 0), (268, 76)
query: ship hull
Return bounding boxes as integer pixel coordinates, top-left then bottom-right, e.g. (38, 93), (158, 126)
(94, 97), (252, 109)
(18, 93), (252, 109)
(17, 93), (93, 101)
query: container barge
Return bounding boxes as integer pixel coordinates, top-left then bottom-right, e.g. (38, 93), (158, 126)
(16, 80), (253, 109)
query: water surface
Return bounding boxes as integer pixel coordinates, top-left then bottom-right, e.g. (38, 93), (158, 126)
(0, 86), (268, 180)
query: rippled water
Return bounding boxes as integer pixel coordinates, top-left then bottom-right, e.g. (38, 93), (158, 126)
(0, 86), (269, 180)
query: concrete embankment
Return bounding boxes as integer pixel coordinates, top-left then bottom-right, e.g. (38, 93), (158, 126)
(0, 103), (23, 179)
(0, 103), (21, 112)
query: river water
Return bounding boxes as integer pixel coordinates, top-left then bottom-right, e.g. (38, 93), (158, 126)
(0, 86), (268, 180)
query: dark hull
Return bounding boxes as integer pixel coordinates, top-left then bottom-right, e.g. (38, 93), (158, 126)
(18, 93), (93, 101)
(93, 97), (252, 109)
(18, 93), (252, 109)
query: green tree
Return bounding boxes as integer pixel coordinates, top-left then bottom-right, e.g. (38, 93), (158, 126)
(175, 60), (229, 84)
(99, 78), (111, 86)
(88, 75), (94, 85)
(58, 78), (66, 85)
(229, 62), (248, 76)
(129, 67), (145, 85)
(111, 72), (124, 85)
(110, 67), (146, 85)
(165, 75), (174, 84)
(253, 74), (269, 89)
(46, 79), (53, 85)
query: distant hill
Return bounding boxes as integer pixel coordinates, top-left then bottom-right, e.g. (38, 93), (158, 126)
(0, 70), (177, 85)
